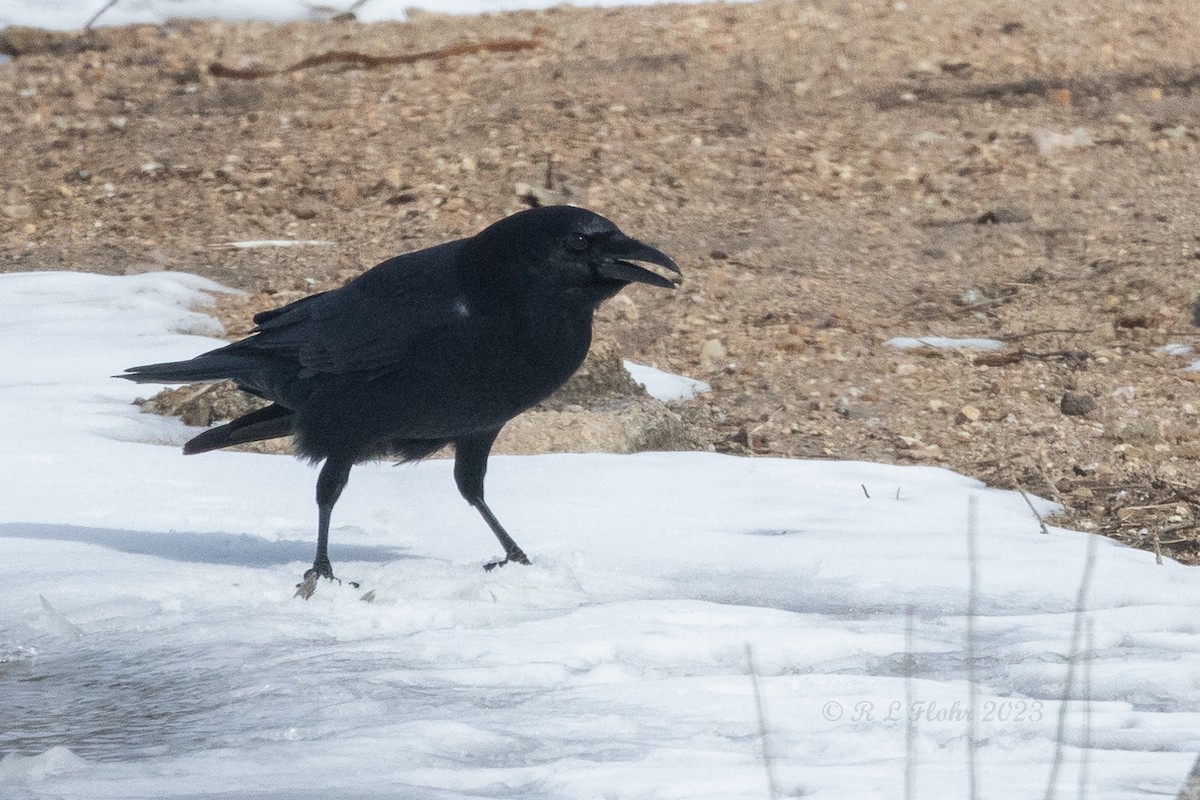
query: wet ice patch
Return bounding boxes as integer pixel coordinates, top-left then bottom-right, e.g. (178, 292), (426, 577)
(887, 336), (1006, 351)
(623, 360), (710, 402)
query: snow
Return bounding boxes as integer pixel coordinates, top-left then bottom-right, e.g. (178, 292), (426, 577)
(2, 270), (1200, 799)
(0, 0), (749, 30)
(623, 360), (710, 402)
(887, 336), (1007, 352)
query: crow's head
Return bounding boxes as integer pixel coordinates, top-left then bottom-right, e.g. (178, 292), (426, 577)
(472, 206), (681, 304)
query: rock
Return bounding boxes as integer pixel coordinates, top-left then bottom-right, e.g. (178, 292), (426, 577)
(537, 340), (644, 410)
(956, 404), (982, 423)
(1060, 392), (1096, 417)
(1032, 127), (1094, 156)
(514, 182), (565, 207)
(700, 338), (726, 369)
(0, 26), (103, 57)
(3, 203), (34, 220)
(291, 199), (321, 220)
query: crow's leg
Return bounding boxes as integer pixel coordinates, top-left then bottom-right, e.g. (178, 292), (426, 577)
(453, 430), (530, 570)
(296, 455), (354, 597)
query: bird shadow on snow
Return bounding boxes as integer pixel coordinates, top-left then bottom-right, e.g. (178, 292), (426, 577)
(0, 522), (413, 569)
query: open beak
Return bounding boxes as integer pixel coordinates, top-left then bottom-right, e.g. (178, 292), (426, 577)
(594, 234), (682, 289)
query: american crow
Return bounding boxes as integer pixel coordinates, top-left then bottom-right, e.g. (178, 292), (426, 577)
(121, 206), (680, 593)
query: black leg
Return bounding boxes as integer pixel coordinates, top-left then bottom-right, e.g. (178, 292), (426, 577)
(295, 455), (353, 598)
(454, 430), (531, 570)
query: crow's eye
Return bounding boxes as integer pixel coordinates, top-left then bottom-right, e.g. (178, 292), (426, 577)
(565, 233), (589, 253)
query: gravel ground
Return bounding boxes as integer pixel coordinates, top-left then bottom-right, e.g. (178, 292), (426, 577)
(4, 0), (1200, 561)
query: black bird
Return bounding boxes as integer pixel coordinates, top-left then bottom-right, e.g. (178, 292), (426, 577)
(120, 206), (680, 592)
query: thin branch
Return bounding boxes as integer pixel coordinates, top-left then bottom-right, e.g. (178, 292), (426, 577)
(209, 38), (539, 79)
(1037, 463), (1064, 507)
(904, 604), (917, 800)
(746, 644), (780, 800)
(966, 495), (980, 800)
(1043, 534), (1099, 800)
(1078, 619), (1093, 800)
(84, 0), (121, 30)
(1012, 475), (1051, 535)
(998, 328), (1092, 342)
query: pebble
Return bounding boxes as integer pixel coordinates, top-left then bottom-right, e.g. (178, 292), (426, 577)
(1032, 127), (1094, 156)
(513, 182), (564, 207)
(1060, 392), (1095, 417)
(700, 338), (726, 369)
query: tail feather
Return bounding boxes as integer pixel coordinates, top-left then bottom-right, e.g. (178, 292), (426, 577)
(118, 352), (258, 385)
(184, 403), (296, 455)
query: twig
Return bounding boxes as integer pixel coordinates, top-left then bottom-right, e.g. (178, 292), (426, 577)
(1078, 619), (1093, 800)
(746, 644), (780, 800)
(861, 484), (871, 499)
(904, 604), (917, 800)
(1043, 534), (1099, 800)
(84, 0), (121, 30)
(1012, 475), (1051, 535)
(966, 495), (980, 800)
(1018, 349), (1090, 363)
(209, 38), (539, 79)
(164, 382), (218, 415)
(1037, 463), (1064, 507)
(998, 328), (1092, 342)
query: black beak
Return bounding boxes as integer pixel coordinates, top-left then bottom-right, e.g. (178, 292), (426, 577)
(594, 234), (681, 289)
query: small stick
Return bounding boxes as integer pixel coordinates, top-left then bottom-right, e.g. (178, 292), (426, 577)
(84, 0), (121, 30)
(861, 484), (871, 499)
(209, 38), (539, 79)
(745, 645), (780, 800)
(966, 496), (980, 800)
(998, 328), (1092, 342)
(1078, 619), (1094, 799)
(164, 382), (218, 415)
(1043, 535), (1099, 800)
(1037, 463), (1064, 507)
(904, 604), (917, 800)
(1012, 475), (1051, 535)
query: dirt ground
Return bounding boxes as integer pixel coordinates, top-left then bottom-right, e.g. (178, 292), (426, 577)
(4, 0), (1200, 562)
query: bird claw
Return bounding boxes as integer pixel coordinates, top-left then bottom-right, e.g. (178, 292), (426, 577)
(294, 563), (340, 600)
(482, 551), (531, 571)
(294, 574), (320, 600)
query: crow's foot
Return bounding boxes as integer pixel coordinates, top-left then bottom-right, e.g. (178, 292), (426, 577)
(483, 550), (531, 572)
(294, 561), (340, 600)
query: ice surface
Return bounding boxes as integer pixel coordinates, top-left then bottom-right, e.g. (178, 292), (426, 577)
(1, 271), (1199, 799)
(886, 336), (1007, 351)
(0, 0), (751, 30)
(623, 360), (710, 402)
(1159, 343), (1193, 357)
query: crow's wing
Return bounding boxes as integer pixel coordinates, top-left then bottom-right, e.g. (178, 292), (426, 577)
(241, 242), (474, 379)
